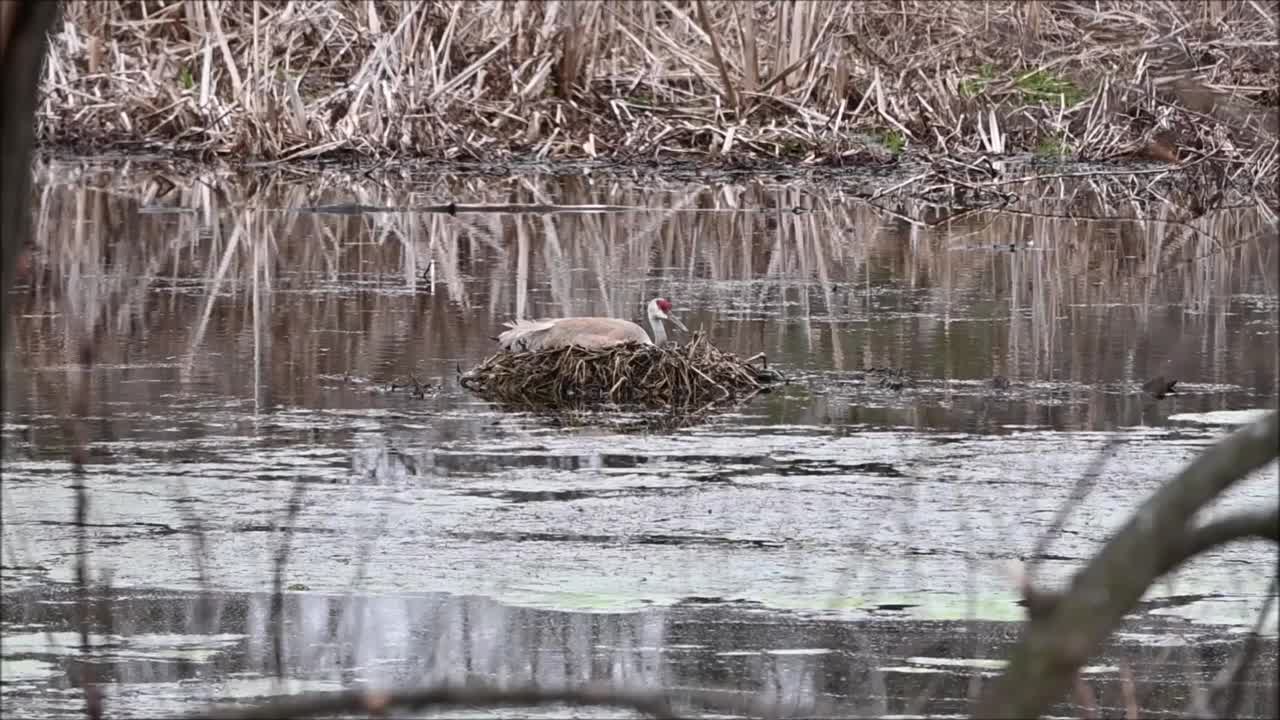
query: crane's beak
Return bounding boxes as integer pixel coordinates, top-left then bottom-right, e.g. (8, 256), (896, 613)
(667, 314), (688, 333)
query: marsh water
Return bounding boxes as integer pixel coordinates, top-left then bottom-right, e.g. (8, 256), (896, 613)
(2, 159), (1278, 718)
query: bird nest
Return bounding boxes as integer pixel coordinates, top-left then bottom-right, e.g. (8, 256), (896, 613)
(459, 332), (783, 411)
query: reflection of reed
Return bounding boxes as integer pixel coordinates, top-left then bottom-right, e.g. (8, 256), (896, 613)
(241, 592), (674, 691)
(7, 588), (1273, 718)
(11, 162), (1276, 430)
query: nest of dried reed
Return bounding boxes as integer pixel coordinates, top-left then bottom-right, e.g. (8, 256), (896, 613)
(459, 332), (782, 411)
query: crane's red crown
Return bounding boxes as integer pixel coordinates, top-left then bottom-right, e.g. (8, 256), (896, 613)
(656, 298), (672, 313)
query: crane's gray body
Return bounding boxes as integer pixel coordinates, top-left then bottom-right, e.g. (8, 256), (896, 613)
(496, 298), (686, 352)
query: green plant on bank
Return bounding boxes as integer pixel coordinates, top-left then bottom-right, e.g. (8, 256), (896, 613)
(877, 130), (906, 155)
(960, 65), (1084, 107)
(1034, 134), (1071, 159)
(1016, 69), (1084, 106)
(959, 64), (999, 98)
(777, 138), (808, 156)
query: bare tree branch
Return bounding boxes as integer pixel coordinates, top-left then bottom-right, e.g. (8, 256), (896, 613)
(1023, 508), (1279, 622)
(978, 410), (1280, 718)
(1175, 510), (1279, 572)
(1, 1), (59, 324)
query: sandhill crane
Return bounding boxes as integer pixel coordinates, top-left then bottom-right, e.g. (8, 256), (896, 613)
(496, 297), (688, 352)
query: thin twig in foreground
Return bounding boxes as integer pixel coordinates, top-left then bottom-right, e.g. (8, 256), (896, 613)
(174, 485), (217, 636)
(1026, 434), (1124, 577)
(1206, 570), (1280, 719)
(66, 338), (102, 720)
(270, 479), (308, 679)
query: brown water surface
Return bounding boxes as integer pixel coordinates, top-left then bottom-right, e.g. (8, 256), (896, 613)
(2, 160), (1277, 718)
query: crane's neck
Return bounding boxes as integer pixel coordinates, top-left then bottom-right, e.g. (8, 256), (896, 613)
(648, 309), (667, 345)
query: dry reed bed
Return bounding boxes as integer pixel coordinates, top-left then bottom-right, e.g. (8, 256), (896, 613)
(459, 332), (781, 411)
(36, 2), (1278, 194)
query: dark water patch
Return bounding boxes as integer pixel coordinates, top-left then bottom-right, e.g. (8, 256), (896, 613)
(1025, 552), (1079, 562)
(683, 457), (909, 481)
(450, 531), (788, 550)
(431, 450), (655, 474)
(672, 596), (769, 607)
(1136, 594), (1225, 612)
(870, 603), (920, 613)
(361, 446), (911, 488)
(30, 520), (184, 538)
(779, 460), (905, 478)
(459, 488), (616, 504)
(227, 524), (342, 537)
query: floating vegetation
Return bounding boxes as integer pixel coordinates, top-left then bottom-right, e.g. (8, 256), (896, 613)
(318, 372), (440, 399)
(459, 332), (783, 412)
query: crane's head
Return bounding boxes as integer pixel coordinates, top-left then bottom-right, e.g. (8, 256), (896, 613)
(648, 297), (688, 332)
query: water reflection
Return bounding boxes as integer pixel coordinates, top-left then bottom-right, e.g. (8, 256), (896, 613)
(2, 161), (1277, 718)
(3, 585), (1276, 719)
(7, 161), (1276, 434)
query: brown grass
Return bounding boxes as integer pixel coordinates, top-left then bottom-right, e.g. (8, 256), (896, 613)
(35, 2), (1278, 190)
(459, 331), (781, 411)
